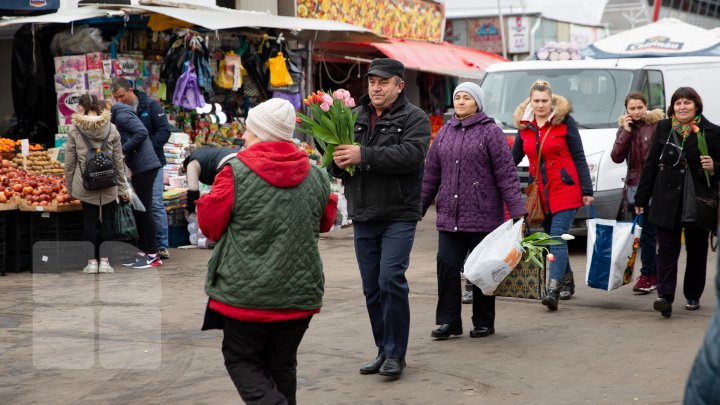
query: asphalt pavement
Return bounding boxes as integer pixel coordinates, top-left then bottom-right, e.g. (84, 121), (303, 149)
(0, 207), (716, 404)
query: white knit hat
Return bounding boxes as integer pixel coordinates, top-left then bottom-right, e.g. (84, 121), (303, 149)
(245, 98), (296, 142)
(453, 82), (484, 112)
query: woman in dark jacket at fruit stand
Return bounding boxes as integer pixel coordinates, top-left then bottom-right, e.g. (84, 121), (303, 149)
(422, 82), (526, 340)
(634, 87), (720, 318)
(108, 101), (162, 269)
(511, 80), (594, 311)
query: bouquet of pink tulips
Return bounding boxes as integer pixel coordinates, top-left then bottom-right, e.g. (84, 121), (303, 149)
(296, 89), (358, 175)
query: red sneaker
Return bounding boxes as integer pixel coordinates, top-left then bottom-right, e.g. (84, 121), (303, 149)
(633, 274), (654, 293)
(647, 273), (657, 292)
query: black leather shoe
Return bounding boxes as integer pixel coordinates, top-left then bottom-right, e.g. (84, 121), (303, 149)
(653, 297), (672, 318)
(378, 357), (405, 377)
(685, 299), (700, 310)
(431, 324), (463, 340)
(469, 326), (495, 338)
(359, 356), (386, 374)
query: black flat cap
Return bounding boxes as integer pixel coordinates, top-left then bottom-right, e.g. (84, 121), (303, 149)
(365, 58), (405, 79)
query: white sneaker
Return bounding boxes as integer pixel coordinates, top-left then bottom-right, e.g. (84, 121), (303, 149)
(98, 259), (115, 273)
(82, 260), (99, 274)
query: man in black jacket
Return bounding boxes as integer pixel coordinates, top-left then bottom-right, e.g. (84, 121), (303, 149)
(332, 58), (431, 378)
(112, 78), (171, 260)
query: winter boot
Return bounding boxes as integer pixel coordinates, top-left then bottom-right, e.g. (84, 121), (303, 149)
(542, 279), (561, 311)
(559, 271), (575, 300)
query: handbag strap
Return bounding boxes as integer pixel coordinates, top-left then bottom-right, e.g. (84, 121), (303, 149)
(533, 126), (552, 182)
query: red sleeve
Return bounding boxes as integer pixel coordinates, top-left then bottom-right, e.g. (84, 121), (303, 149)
(320, 193), (339, 233)
(197, 165), (235, 241)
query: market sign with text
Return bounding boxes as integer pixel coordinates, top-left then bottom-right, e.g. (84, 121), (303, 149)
(626, 36), (684, 52)
(296, 0), (444, 42)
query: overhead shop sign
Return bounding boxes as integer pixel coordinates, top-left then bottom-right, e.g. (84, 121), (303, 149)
(296, 0), (444, 43)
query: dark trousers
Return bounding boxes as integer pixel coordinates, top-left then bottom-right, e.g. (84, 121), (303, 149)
(655, 225), (709, 302)
(131, 169), (158, 254)
(354, 220), (416, 360)
(436, 231), (495, 328)
(81, 201), (116, 260)
(221, 316), (312, 405)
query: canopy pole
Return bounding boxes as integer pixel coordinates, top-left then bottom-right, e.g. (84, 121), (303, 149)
(497, 0), (507, 59)
(305, 39), (314, 147)
(652, 0), (661, 22)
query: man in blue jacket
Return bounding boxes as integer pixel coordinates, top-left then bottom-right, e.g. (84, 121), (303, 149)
(112, 78), (171, 260)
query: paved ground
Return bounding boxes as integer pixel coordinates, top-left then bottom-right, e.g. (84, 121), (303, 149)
(0, 207), (716, 404)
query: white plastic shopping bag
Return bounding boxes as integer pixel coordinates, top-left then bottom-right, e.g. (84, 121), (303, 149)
(585, 216), (641, 291)
(464, 218), (524, 295)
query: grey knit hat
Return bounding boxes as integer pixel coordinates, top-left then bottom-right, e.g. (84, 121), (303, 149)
(453, 82), (484, 112)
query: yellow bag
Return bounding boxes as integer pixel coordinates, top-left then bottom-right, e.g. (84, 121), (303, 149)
(216, 52), (242, 90)
(268, 52), (293, 87)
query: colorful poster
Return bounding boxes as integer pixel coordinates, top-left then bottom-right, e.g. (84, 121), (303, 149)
(507, 16), (530, 54)
(296, 0), (444, 42)
(468, 18), (503, 54)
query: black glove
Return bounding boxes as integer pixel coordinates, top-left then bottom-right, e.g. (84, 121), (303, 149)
(186, 189), (200, 214)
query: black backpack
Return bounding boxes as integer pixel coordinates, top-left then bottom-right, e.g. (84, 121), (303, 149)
(78, 128), (117, 190)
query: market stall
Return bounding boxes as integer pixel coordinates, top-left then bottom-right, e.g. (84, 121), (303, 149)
(0, 3), (384, 272)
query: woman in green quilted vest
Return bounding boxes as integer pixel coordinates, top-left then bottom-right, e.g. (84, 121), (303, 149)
(197, 98), (338, 404)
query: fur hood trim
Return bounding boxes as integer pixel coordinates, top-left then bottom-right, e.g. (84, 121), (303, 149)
(71, 109), (111, 137)
(616, 108), (664, 127)
(513, 94), (572, 130)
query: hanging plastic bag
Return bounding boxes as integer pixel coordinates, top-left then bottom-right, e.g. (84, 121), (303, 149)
(113, 201), (139, 241)
(464, 218), (525, 295)
(586, 213), (641, 291)
(216, 51), (242, 90)
(125, 180), (146, 213)
(173, 61), (205, 110)
(268, 52), (293, 87)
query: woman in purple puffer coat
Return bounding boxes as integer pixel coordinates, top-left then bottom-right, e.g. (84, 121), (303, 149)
(421, 82), (527, 341)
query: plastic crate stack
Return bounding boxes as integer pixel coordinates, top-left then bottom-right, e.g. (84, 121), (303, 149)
(166, 199), (189, 248)
(0, 211), (6, 276)
(5, 211), (33, 273)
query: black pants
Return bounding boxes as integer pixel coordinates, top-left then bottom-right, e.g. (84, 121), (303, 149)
(221, 315), (312, 405)
(655, 225), (709, 303)
(436, 231), (495, 328)
(81, 200), (116, 260)
(131, 169), (158, 254)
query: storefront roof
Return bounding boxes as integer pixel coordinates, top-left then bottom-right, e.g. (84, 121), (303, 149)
(0, 4), (385, 43)
(370, 39), (507, 79)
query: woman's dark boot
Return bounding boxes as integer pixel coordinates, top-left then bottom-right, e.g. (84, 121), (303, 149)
(542, 279), (561, 310)
(559, 272), (575, 300)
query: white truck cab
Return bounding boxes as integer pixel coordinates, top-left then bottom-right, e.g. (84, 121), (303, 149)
(480, 56), (720, 234)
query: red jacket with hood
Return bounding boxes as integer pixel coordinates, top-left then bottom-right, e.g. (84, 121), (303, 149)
(511, 94), (593, 214)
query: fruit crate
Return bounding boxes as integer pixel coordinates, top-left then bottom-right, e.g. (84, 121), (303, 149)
(166, 207), (188, 226)
(31, 211), (84, 243)
(168, 225), (190, 248)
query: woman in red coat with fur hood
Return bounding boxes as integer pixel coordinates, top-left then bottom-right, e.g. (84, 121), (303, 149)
(511, 80), (594, 311)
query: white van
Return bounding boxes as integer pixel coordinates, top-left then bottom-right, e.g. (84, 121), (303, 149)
(480, 56), (720, 233)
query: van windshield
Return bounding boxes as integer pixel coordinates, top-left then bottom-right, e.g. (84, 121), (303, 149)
(481, 69), (635, 129)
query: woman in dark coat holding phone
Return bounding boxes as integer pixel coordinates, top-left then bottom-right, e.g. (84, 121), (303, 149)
(634, 87), (720, 318)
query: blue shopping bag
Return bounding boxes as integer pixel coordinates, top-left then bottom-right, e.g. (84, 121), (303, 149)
(585, 207), (642, 291)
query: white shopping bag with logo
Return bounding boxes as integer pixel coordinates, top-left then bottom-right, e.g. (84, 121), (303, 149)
(464, 218), (524, 295)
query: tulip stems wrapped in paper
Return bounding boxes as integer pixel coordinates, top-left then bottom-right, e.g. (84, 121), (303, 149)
(296, 89), (358, 175)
